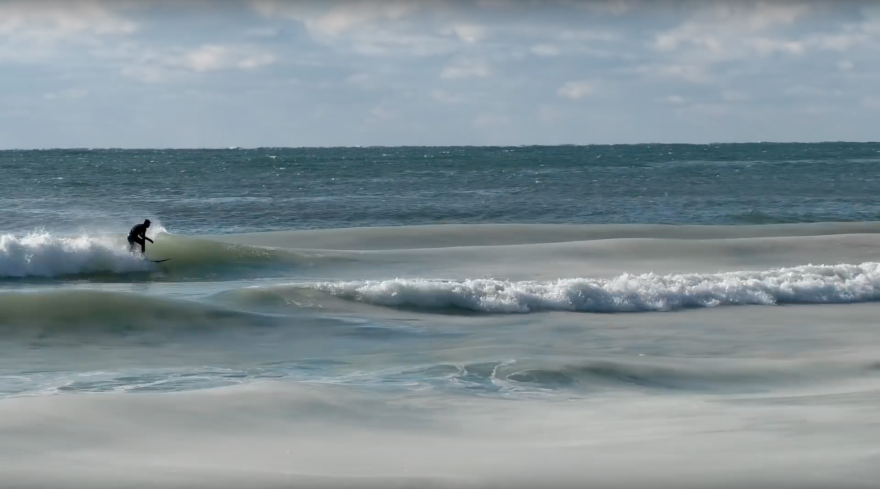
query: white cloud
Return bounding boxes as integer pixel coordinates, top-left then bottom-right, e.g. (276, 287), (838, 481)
(251, 1), (469, 58)
(638, 63), (713, 84)
(441, 60), (491, 80)
(117, 44), (277, 83)
(557, 81), (595, 100)
(184, 45), (276, 72)
(651, 2), (812, 61)
(252, 0), (419, 36)
(238, 52), (277, 70)
(448, 24), (485, 44)
(531, 44), (561, 56)
(0, 1), (136, 40)
(0, 1), (136, 64)
(43, 89), (88, 101)
(185, 45), (229, 72)
(312, 2), (417, 36)
(4, 0), (880, 147)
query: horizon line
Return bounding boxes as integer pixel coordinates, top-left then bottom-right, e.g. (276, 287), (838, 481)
(1, 141), (879, 151)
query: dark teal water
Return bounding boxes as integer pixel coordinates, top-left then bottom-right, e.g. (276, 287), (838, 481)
(2, 143), (879, 234)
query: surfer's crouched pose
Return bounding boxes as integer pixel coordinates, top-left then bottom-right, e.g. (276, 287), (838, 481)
(128, 219), (154, 254)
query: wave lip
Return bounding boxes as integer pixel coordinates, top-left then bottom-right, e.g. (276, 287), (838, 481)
(0, 232), (152, 278)
(312, 262), (880, 313)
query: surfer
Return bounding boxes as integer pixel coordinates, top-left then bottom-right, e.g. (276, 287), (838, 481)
(128, 219), (154, 255)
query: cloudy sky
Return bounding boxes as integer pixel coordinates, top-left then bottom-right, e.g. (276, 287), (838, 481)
(0, 0), (878, 148)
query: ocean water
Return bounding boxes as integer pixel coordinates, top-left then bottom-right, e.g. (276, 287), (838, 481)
(3, 143), (880, 488)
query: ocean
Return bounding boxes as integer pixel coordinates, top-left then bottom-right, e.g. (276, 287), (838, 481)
(2, 143), (880, 488)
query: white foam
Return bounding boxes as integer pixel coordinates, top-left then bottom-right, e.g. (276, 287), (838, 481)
(0, 232), (152, 278)
(313, 262), (880, 313)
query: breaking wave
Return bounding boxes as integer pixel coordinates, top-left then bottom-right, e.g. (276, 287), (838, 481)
(0, 229), (341, 279)
(0, 232), (152, 278)
(311, 262), (880, 313)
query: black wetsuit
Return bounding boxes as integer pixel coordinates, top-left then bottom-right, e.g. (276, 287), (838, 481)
(128, 224), (150, 254)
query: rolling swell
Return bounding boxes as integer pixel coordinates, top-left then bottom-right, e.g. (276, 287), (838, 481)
(308, 262), (880, 313)
(0, 290), (277, 338)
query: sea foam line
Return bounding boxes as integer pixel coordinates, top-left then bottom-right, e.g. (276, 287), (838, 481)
(312, 262), (880, 313)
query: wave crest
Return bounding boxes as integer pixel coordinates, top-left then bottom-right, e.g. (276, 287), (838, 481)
(0, 232), (152, 278)
(312, 262), (880, 313)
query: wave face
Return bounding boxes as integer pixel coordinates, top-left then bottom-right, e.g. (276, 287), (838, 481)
(312, 262), (880, 313)
(0, 233), (152, 278)
(0, 290), (277, 338)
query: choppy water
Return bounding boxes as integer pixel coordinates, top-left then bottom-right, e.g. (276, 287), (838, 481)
(4, 144), (880, 487)
(3, 143), (880, 235)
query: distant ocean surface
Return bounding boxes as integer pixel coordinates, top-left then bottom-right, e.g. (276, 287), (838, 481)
(3, 143), (880, 235)
(3, 143), (880, 488)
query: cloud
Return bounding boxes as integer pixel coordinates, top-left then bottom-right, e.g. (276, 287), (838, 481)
(308, 2), (418, 36)
(184, 45), (277, 72)
(441, 60), (491, 79)
(0, 1), (136, 39)
(43, 89), (89, 101)
(253, 0), (459, 57)
(447, 24), (485, 44)
(637, 63), (713, 84)
(4, 0), (880, 147)
(651, 2), (812, 61)
(117, 44), (277, 83)
(0, 0), (136, 64)
(531, 44), (561, 56)
(557, 81), (595, 99)
(249, 1), (629, 62)
(251, 0), (419, 36)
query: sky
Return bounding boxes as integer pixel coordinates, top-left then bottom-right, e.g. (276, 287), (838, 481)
(0, 0), (878, 148)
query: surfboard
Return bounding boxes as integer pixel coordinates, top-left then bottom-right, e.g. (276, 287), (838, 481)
(150, 258), (172, 263)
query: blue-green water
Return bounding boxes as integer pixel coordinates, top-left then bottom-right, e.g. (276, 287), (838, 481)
(3, 143), (880, 234)
(5, 143), (880, 486)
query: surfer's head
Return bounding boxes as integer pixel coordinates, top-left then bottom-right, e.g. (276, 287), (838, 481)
(144, 219), (151, 227)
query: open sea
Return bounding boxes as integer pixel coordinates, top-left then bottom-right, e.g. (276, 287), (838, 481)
(3, 143), (880, 488)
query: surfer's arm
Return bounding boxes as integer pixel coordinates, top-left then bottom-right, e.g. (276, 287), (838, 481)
(146, 237), (154, 243)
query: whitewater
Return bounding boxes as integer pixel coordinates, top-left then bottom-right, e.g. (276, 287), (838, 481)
(4, 145), (880, 489)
